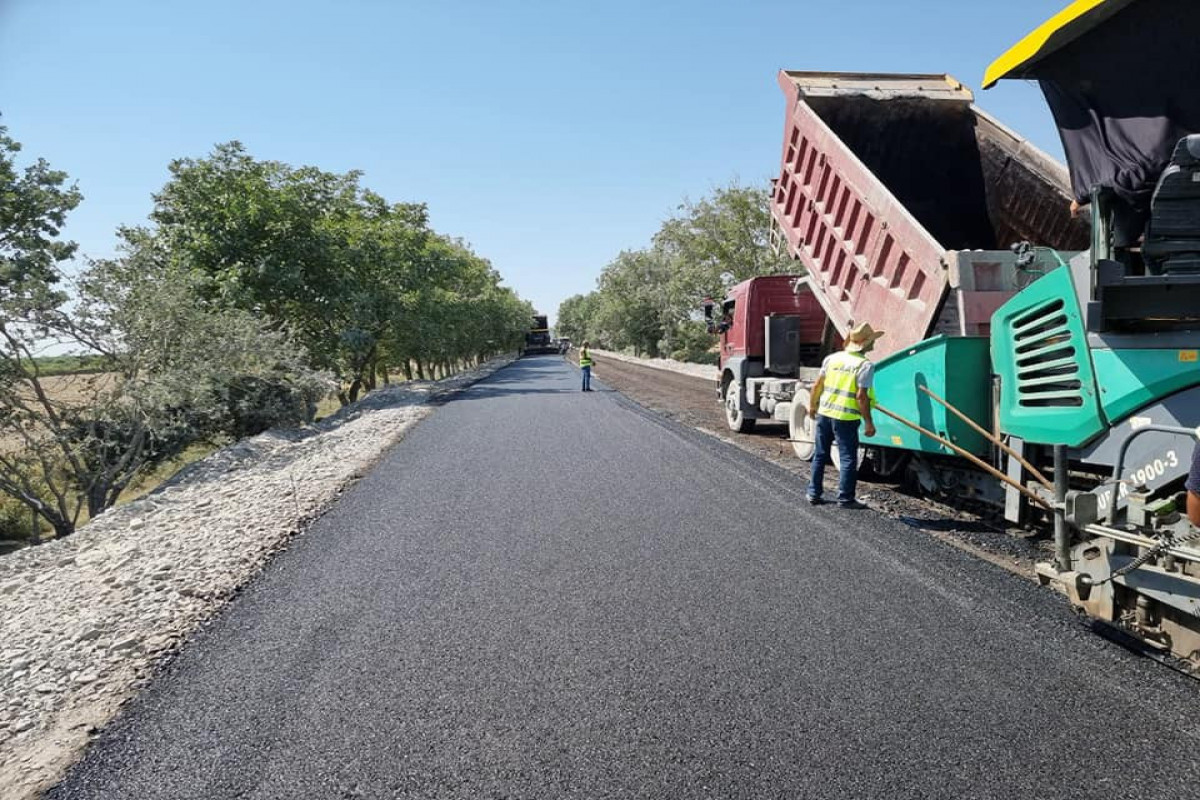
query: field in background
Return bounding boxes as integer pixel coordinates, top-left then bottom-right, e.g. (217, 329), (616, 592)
(32, 354), (107, 376)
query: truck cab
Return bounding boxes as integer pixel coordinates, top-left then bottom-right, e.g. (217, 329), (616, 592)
(709, 275), (831, 434)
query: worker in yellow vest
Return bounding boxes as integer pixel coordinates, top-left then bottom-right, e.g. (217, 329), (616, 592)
(806, 322), (883, 509)
(579, 341), (595, 392)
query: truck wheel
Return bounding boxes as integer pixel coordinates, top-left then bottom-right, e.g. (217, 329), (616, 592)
(724, 381), (756, 433)
(788, 399), (815, 461)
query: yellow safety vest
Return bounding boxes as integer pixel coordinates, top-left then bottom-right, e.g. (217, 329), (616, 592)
(580, 349), (593, 367)
(818, 351), (867, 421)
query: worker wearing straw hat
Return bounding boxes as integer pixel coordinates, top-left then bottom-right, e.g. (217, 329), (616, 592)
(806, 322), (883, 509)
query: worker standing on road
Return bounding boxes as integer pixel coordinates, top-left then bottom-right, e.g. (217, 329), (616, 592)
(580, 341), (594, 392)
(806, 322), (883, 509)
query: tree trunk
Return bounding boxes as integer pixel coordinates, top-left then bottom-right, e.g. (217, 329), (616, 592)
(86, 485), (109, 523)
(348, 379), (363, 404)
(415, 359), (426, 380)
(364, 347), (379, 393)
(402, 361), (413, 381)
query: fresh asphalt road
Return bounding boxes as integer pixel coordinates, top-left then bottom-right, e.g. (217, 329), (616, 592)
(52, 356), (1200, 799)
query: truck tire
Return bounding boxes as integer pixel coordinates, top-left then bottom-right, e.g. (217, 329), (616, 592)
(724, 381), (756, 433)
(788, 399), (815, 461)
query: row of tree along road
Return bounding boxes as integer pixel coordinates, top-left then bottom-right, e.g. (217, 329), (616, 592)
(555, 183), (794, 364)
(0, 126), (533, 542)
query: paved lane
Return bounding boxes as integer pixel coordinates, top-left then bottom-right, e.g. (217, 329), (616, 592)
(52, 356), (1200, 799)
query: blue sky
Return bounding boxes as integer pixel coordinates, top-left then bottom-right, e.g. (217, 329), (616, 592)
(0, 0), (1068, 322)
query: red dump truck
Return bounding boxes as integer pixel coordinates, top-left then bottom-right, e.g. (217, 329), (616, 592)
(717, 72), (1089, 473)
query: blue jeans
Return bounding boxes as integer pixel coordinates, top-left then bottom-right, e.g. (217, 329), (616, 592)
(808, 414), (860, 504)
(581, 365), (591, 390)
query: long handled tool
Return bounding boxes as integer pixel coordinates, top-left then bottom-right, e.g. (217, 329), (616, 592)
(873, 403), (1053, 511)
(916, 385), (1053, 492)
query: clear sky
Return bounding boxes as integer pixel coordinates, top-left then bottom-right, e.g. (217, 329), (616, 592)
(0, 0), (1068, 322)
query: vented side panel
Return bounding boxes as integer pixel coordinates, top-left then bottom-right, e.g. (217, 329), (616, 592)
(991, 266), (1105, 447)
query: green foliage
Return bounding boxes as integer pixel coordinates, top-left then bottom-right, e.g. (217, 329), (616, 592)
(557, 181), (790, 362)
(208, 374), (324, 439)
(556, 293), (598, 344)
(0, 122), (81, 312)
(668, 320), (719, 365)
(592, 249), (668, 357)
(31, 354), (106, 375)
(0, 495), (35, 542)
(146, 142), (531, 401)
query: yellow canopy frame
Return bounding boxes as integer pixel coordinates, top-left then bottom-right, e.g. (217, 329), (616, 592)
(982, 0), (1137, 88)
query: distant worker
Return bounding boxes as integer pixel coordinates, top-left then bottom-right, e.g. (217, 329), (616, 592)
(579, 341), (595, 392)
(806, 322), (883, 509)
(1188, 442), (1200, 528)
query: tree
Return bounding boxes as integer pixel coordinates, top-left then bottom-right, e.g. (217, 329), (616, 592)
(557, 180), (789, 360)
(0, 123), (82, 308)
(147, 142), (530, 403)
(555, 293), (599, 344)
(148, 142), (364, 375)
(0, 232), (329, 539)
(652, 182), (792, 353)
(593, 249), (668, 357)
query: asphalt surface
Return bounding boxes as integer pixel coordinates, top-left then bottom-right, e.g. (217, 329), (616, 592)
(51, 356), (1200, 799)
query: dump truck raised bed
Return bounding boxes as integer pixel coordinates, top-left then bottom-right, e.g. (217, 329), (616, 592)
(770, 71), (1089, 356)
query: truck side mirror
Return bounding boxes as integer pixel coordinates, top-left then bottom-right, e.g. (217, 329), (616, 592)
(702, 298), (714, 320)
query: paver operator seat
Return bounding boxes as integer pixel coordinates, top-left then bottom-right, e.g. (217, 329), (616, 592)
(1144, 134), (1200, 275)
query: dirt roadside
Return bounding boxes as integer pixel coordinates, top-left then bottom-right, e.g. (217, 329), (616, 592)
(575, 352), (1052, 579)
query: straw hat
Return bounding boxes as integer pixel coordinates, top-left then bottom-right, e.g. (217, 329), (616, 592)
(845, 322), (885, 353)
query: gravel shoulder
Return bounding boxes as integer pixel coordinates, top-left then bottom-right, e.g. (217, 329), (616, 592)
(0, 357), (513, 800)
